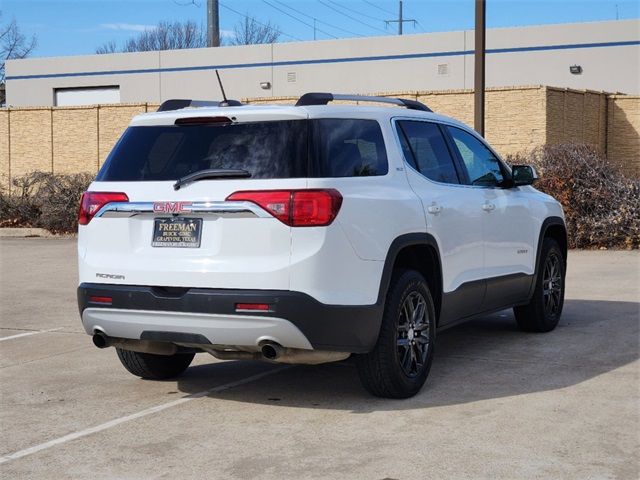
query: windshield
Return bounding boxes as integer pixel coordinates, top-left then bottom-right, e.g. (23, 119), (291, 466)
(97, 118), (388, 181)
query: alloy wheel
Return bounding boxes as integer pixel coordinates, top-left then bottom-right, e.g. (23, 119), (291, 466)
(396, 291), (431, 377)
(543, 252), (563, 317)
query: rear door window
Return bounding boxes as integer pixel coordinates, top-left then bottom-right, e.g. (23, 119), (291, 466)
(396, 120), (460, 184)
(310, 119), (388, 177)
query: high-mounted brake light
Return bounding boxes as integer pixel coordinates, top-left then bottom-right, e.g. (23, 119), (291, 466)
(175, 116), (233, 126)
(78, 192), (129, 225)
(226, 189), (342, 227)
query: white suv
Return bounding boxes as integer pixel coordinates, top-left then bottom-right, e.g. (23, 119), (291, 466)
(77, 93), (567, 398)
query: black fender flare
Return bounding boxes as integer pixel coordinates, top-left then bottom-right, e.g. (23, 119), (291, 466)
(528, 216), (567, 299)
(375, 232), (443, 307)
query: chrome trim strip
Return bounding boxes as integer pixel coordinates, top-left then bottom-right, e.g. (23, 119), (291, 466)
(95, 201), (271, 218)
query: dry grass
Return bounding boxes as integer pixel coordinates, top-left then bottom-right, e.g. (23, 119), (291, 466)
(0, 172), (93, 234)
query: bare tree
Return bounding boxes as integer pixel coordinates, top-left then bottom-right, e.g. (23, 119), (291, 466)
(96, 20), (207, 54)
(95, 40), (118, 55)
(229, 16), (280, 46)
(1, 11), (37, 87)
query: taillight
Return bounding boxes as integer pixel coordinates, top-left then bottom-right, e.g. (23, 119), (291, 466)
(226, 189), (342, 227)
(78, 191), (129, 225)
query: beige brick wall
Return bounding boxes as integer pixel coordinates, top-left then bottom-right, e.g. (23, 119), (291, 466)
(52, 106), (98, 173)
(545, 87), (608, 152)
(9, 108), (52, 178)
(607, 95), (640, 176)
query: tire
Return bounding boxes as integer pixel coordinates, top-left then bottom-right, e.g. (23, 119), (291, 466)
(356, 269), (436, 399)
(116, 348), (195, 380)
(514, 237), (565, 332)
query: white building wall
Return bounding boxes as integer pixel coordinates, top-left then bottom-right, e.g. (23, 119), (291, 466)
(5, 19), (639, 107)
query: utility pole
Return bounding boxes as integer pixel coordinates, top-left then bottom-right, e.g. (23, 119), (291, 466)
(207, 0), (220, 47)
(474, 0), (486, 136)
(385, 1), (416, 35)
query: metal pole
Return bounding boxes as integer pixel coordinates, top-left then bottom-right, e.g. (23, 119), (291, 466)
(474, 0), (486, 136)
(399, 1), (403, 35)
(207, 0), (220, 47)
(314, 18), (317, 40)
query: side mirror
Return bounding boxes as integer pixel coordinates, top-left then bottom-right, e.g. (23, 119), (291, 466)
(511, 165), (538, 187)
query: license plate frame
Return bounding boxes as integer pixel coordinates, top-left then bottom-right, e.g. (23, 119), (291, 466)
(151, 217), (202, 248)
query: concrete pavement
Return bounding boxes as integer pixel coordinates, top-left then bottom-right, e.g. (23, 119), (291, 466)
(0, 239), (638, 479)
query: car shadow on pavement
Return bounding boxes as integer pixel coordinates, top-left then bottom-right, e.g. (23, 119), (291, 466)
(176, 299), (639, 411)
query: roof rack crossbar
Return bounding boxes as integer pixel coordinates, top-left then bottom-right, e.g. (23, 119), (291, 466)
(157, 98), (243, 112)
(295, 92), (432, 112)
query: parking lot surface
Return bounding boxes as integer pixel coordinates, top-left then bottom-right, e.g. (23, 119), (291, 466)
(0, 238), (638, 479)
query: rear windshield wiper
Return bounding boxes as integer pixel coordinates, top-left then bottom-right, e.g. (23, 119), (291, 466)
(173, 169), (251, 190)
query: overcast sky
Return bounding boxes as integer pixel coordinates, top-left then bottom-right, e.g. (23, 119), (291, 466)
(2, 0), (639, 58)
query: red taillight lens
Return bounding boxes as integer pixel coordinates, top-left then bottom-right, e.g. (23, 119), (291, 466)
(78, 191), (129, 225)
(227, 190), (292, 224)
(226, 189), (342, 227)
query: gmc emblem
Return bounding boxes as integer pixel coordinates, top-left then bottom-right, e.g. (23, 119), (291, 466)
(153, 201), (193, 214)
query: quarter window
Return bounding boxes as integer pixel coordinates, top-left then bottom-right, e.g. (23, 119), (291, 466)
(311, 119), (388, 177)
(397, 121), (460, 184)
(446, 126), (504, 187)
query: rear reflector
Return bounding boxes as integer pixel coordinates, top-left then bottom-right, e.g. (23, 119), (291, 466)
(78, 191), (129, 225)
(226, 189), (342, 227)
(235, 303), (270, 312)
(89, 295), (112, 304)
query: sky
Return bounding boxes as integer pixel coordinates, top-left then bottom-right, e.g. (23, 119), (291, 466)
(1, 0), (639, 58)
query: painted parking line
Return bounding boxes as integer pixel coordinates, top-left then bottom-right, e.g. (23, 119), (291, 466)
(0, 328), (63, 342)
(0, 365), (291, 465)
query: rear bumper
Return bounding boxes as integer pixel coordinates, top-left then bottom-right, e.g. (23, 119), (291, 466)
(77, 283), (382, 353)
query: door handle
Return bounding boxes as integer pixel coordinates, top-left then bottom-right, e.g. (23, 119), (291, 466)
(427, 203), (442, 214)
(482, 202), (495, 212)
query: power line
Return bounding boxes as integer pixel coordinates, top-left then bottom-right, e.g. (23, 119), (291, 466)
(218, 1), (303, 41)
(401, 2), (426, 32)
(362, 0), (395, 15)
(262, 0), (338, 39)
(317, 0), (389, 34)
(324, 0), (386, 22)
(271, 0), (365, 37)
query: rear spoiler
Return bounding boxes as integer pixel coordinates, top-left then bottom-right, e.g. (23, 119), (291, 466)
(157, 99), (243, 112)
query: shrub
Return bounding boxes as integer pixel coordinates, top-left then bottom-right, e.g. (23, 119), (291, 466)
(507, 144), (639, 249)
(0, 172), (94, 234)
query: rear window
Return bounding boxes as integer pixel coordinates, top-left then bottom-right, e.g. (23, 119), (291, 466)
(97, 118), (388, 181)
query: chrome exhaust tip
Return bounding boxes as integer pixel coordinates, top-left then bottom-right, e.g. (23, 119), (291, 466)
(260, 342), (283, 360)
(92, 331), (109, 349)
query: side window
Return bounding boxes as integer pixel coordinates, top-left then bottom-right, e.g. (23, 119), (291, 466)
(397, 120), (460, 184)
(311, 119), (388, 177)
(446, 126), (504, 187)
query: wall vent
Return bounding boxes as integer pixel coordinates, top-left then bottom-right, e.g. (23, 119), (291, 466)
(437, 64), (449, 75)
(287, 72), (297, 83)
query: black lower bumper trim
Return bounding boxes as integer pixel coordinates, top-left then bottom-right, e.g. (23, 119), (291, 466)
(78, 283), (382, 353)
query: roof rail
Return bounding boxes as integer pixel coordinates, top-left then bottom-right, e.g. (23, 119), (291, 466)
(157, 98), (243, 112)
(295, 92), (432, 112)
